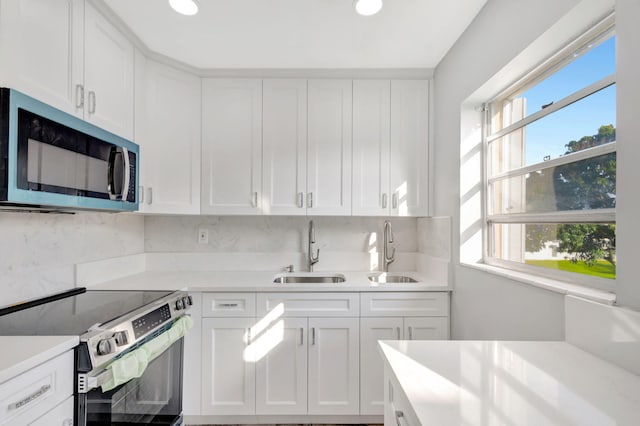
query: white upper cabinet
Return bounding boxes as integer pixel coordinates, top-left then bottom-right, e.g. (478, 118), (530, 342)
(353, 79), (429, 217)
(390, 80), (429, 216)
(262, 79), (308, 215)
(135, 53), (201, 214)
(352, 80), (391, 216)
(307, 79), (353, 216)
(83, 2), (134, 139)
(201, 79), (263, 215)
(0, 0), (84, 117)
(0, 0), (134, 139)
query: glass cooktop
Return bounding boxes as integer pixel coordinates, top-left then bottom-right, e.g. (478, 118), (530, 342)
(0, 289), (173, 336)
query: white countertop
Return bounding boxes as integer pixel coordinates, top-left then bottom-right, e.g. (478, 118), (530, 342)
(90, 270), (450, 292)
(0, 336), (79, 384)
(379, 340), (640, 426)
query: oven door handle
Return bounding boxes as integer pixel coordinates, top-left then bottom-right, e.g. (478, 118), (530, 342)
(79, 315), (193, 394)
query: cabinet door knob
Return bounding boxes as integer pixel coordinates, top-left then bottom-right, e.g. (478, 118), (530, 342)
(307, 192), (313, 208)
(392, 192), (398, 209)
(298, 192), (304, 208)
(382, 193), (388, 209)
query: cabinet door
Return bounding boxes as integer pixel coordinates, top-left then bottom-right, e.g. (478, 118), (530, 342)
(307, 80), (352, 215)
(0, 0), (84, 117)
(202, 79), (262, 215)
(390, 80), (429, 216)
(360, 317), (402, 415)
(262, 79), (307, 215)
(83, 2), (134, 139)
(201, 318), (255, 415)
(308, 317), (359, 414)
(352, 80), (391, 216)
(256, 317), (307, 414)
(135, 54), (201, 214)
(404, 317), (449, 340)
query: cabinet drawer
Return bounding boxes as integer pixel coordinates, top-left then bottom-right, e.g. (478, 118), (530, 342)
(361, 292), (449, 317)
(0, 350), (73, 426)
(202, 293), (256, 317)
(257, 293), (359, 317)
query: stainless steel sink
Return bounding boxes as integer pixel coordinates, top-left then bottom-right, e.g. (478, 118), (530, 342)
(273, 273), (346, 284)
(367, 273), (418, 283)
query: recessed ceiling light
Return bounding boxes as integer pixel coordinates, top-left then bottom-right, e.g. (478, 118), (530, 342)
(354, 0), (383, 16)
(169, 0), (199, 16)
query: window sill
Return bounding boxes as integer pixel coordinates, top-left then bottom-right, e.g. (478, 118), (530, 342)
(460, 262), (616, 305)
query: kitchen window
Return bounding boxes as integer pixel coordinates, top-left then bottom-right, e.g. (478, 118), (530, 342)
(483, 16), (616, 291)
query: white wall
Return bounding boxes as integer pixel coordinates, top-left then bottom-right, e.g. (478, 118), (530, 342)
(0, 211), (144, 308)
(433, 0), (622, 339)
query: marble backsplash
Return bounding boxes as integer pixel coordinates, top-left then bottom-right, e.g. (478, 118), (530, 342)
(0, 211), (144, 308)
(144, 216), (419, 254)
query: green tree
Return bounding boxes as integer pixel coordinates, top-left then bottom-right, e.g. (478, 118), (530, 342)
(525, 124), (616, 266)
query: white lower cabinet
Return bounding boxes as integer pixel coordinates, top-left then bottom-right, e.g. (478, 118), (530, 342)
(307, 317), (360, 415)
(0, 350), (74, 426)
(201, 317), (256, 415)
(360, 293), (450, 416)
(193, 291), (449, 422)
(256, 317), (307, 415)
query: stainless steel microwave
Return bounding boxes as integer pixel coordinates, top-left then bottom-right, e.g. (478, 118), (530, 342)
(0, 88), (139, 211)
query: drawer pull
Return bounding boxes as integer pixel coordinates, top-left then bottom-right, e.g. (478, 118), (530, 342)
(311, 327), (316, 345)
(396, 326), (401, 339)
(218, 303), (239, 308)
(300, 327), (304, 345)
(408, 326), (413, 340)
(8, 384), (51, 411)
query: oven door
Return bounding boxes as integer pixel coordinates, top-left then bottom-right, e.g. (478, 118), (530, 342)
(79, 338), (183, 426)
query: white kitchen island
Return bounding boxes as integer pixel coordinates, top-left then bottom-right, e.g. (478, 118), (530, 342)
(379, 340), (640, 426)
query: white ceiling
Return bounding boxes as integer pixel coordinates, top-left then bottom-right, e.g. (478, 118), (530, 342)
(103, 0), (487, 70)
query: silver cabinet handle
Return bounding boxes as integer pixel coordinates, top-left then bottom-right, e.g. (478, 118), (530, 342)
(300, 327), (304, 345)
(395, 410), (407, 426)
(307, 192), (313, 208)
(75, 84), (84, 108)
(218, 303), (239, 307)
(252, 191), (258, 208)
(8, 384), (51, 411)
(247, 328), (252, 344)
(139, 186), (144, 204)
(311, 327), (316, 345)
(392, 192), (398, 209)
(298, 192), (304, 208)
(147, 187), (153, 205)
(88, 90), (96, 114)
(382, 193), (388, 209)
(408, 326), (413, 340)
(396, 326), (401, 339)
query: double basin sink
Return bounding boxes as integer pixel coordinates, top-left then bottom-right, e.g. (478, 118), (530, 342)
(272, 272), (418, 284)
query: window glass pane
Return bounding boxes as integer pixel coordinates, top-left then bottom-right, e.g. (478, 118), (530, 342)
(507, 36), (615, 122)
(492, 223), (616, 279)
(489, 85), (616, 175)
(490, 152), (616, 214)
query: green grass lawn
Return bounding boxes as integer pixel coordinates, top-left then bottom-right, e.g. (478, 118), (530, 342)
(525, 260), (616, 280)
(525, 259), (615, 279)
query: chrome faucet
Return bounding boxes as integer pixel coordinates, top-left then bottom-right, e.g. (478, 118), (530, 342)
(308, 220), (320, 272)
(383, 220), (395, 272)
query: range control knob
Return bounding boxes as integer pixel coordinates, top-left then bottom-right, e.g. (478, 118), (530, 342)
(182, 297), (189, 309)
(113, 331), (129, 346)
(187, 295), (193, 306)
(96, 337), (116, 356)
(175, 299), (184, 310)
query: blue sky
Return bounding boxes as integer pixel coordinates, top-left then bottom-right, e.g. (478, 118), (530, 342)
(520, 37), (616, 165)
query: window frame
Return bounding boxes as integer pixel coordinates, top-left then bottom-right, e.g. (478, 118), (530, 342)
(481, 16), (617, 292)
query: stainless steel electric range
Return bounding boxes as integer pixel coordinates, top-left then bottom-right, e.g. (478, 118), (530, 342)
(0, 288), (193, 426)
